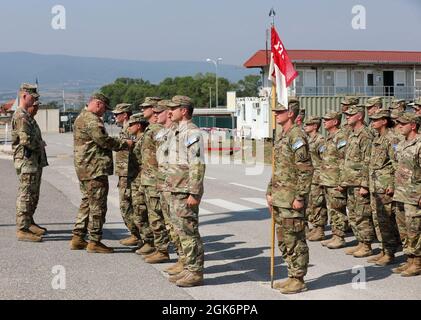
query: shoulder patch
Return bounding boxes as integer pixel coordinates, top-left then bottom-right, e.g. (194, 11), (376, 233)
(393, 144), (398, 152)
(337, 140), (347, 149)
(185, 135), (200, 147)
(319, 145), (326, 153)
(292, 138), (305, 151)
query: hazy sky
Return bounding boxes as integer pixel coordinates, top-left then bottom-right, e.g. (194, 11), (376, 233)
(0, 0), (420, 65)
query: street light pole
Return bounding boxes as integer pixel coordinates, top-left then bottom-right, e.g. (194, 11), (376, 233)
(206, 57), (222, 107)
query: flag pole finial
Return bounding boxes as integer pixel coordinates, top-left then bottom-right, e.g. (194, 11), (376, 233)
(269, 7), (275, 26)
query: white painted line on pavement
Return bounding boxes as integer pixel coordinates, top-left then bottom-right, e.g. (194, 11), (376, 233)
(229, 182), (265, 192)
(199, 208), (213, 215)
(205, 176), (216, 180)
(202, 199), (257, 212)
(241, 197), (267, 206)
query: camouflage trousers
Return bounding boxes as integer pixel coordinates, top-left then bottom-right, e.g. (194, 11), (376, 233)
(306, 184), (327, 228)
(131, 179), (154, 245)
(169, 192), (204, 272)
(396, 202), (421, 257)
(117, 176), (139, 237)
(161, 191), (183, 257)
(395, 202), (407, 246)
(346, 187), (376, 244)
(144, 185), (170, 252)
(370, 193), (401, 254)
(324, 186), (348, 237)
(16, 169), (42, 231)
(273, 206), (309, 278)
(73, 176), (109, 242)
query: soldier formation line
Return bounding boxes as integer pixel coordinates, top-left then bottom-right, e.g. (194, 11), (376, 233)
(10, 83), (421, 294)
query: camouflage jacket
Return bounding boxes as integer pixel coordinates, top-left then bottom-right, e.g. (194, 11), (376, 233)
(308, 132), (325, 185)
(73, 110), (127, 181)
(369, 129), (401, 193)
(267, 125), (314, 209)
(140, 123), (163, 187)
(166, 120), (205, 196)
(155, 125), (174, 192)
(319, 128), (347, 187)
(393, 135), (421, 206)
(131, 132), (144, 185)
(11, 107), (48, 173)
(340, 125), (373, 188)
(115, 122), (137, 178)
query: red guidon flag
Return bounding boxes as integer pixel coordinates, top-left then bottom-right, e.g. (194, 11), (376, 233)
(268, 26), (298, 108)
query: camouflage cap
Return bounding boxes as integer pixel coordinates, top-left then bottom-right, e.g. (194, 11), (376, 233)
(344, 105), (365, 115)
(169, 95), (193, 108)
(369, 109), (390, 120)
(341, 96), (359, 105)
(323, 111), (342, 120)
(390, 109), (403, 119)
(20, 83), (40, 98)
(153, 99), (171, 112)
(365, 96), (382, 108)
(288, 97), (300, 108)
(128, 112), (147, 125)
(396, 112), (421, 124)
(91, 92), (111, 110)
(140, 96), (162, 108)
(413, 97), (421, 106)
(304, 116), (321, 126)
(272, 102), (288, 112)
(112, 103), (132, 114)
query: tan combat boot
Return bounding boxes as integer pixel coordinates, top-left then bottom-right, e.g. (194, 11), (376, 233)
(321, 237), (334, 247)
(16, 230), (42, 242)
(169, 269), (188, 283)
(273, 277), (293, 290)
(400, 256), (421, 277)
(392, 257), (413, 274)
(307, 227), (325, 241)
(70, 235), (88, 250)
(353, 243), (373, 258)
(29, 224), (47, 236)
(165, 258), (186, 275)
(279, 277), (307, 294)
(175, 270), (204, 287)
(119, 234), (140, 246)
(135, 243), (155, 255)
(144, 251), (170, 264)
(367, 251), (384, 263)
(375, 253), (395, 266)
(326, 236), (346, 249)
(86, 241), (114, 253)
(345, 242), (363, 255)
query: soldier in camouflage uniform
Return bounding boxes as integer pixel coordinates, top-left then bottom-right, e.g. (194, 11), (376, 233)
(340, 96), (359, 138)
(367, 109), (401, 266)
(166, 96), (206, 287)
(154, 100), (185, 274)
(390, 99), (406, 113)
(365, 97), (384, 137)
(139, 97), (171, 263)
(126, 113), (155, 255)
(303, 116), (327, 241)
(412, 98), (421, 133)
(320, 111), (349, 249)
(70, 93), (133, 253)
(339, 105), (376, 258)
(112, 103), (141, 246)
(295, 107), (305, 128)
(267, 98), (314, 294)
(12, 84), (48, 242)
(392, 113), (421, 276)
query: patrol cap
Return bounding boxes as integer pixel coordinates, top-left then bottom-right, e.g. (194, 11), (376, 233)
(153, 99), (171, 112)
(91, 92), (111, 110)
(169, 95), (193, 108)
(112, 103), (132, 114)
(390, 99), (406, 109)
(369, 109), (390, 120)
(390, 109), (403, 120)
(128, 112), (147, 125)
(20, 83), (40, 98)
(304, 116), (321, 126)
(341, 96), (359, 105)
(288, 97), (300, 108)
(396, 112), (421, 124)
(323, 111), (342, 121)
(365, 97), (382, 108)
(272, 102), (288, 112)
(343, 105), (365, 115)
(413, 97), (421, 106)
(140, 97), (162, 108)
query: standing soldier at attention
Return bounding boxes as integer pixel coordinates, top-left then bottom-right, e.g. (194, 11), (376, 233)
(392, 113), (421, 276)
(340, 96), (360, 138)
(367, 109), (401, 266)
(338, 105), (375, 258)
(319, 111), (349, 249)
(71, 93), (133, 253)
(166, 96), (206, 287)
(12, 84), (48, 242)
(365, 97), (383, 136)
(112, 103), (140, 247)
(411, 98), (421, 133)
(303, 116), (327, 241)
(266, 98), (314, 294)
(139, 97), (171, 263)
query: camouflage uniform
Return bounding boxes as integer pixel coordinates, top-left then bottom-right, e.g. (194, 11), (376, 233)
(341, 106), (376, 245)
(141, 122), (170, 253)
(73, 106), (128, 242)
(368, 111), (401, 255)
(12, 103), (48, 231)
(167, 117), (206, 273)
(267, 119), (313, 279)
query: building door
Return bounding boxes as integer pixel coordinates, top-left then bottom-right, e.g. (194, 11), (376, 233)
(322, 70), (334, 95)
(383, 71), (394, 96)
(353, 70), (365, 94)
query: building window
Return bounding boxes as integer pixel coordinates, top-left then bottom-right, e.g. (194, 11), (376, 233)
(367, 73), (374, 86)
(242, 105), (246, 121)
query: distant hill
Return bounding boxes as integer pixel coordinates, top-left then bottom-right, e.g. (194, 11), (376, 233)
(0, 52), (257, 94)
